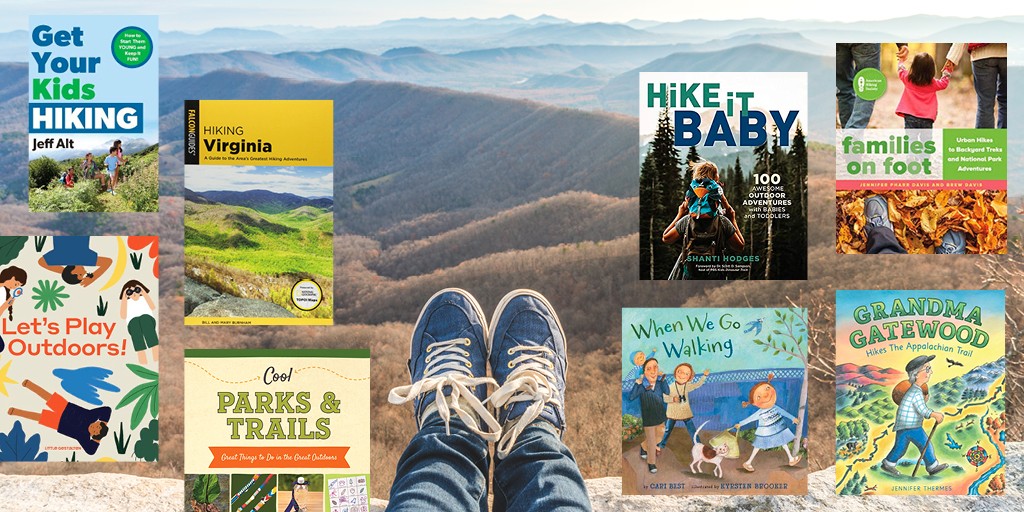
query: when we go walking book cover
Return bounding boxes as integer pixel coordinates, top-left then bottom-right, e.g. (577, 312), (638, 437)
(621, 308), (808, 495)
(835, 290), (1005, 495)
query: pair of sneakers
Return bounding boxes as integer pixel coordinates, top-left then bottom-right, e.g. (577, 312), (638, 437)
(388, 288), (568, 458)
(864, 195), (966, 254)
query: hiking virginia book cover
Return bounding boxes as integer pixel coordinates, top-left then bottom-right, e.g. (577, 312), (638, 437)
(183, 99), (333, 326)
(184, 349), (370, 512)
(835, 290), (1006, 495)
(639, 72), (808, 281)
(621, 308), (809, 495)
(0, 235), (160, 462)
(835, 43), (1008, 254)
(28, 16), (159, 213)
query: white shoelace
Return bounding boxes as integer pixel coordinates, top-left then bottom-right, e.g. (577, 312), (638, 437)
(487, 345), (561, 458)
(388, 338), (501, 442)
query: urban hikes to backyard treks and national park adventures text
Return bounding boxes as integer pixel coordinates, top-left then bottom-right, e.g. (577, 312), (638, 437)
(622, 308), (809, 495)
(639, 72), (808, 281)
(183, 349), (370, 512)
(835, 290), (1005, 495)
(28, 16), (159, 213)
(183, 100), (334, 326)
(836, 43), (1007, 254)
(0, 235), (160, 462)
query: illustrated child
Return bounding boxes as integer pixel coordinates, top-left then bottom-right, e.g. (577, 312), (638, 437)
(120, 280), (158, 365)
(0, 265), (26, 321)
(733, 373), (801, 472)
(622, 348), (656, 391)
(896, 50), (951, 129)
(37, 236), (113, 287)
(657, 363), (709, 450)
(628, 358), (670, 473)
(103, 145), (119, 195)
(8, 379), (110, 455)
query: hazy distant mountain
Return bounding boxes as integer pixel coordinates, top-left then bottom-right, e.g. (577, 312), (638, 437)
(836, 363), (904, 389)
(189, 188), (333, 214)
(599, 44), (833, 139)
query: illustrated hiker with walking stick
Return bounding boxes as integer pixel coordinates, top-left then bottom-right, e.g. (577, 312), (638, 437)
(881, 355), (948, 477)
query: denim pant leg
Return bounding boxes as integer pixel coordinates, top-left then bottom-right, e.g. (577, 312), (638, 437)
(865, 225), (907, 254)
(492, 421), (592, 512)
(885, 429), (911, 463)
(973, 58), (1001, 128)
(844, 44), (881, 129)
(682, 418), (698, 439)
(387, 413), (489, 512)
(836, 44), (855, 127)
(906, 428), (937, 466)
(657, 419), (675, 448)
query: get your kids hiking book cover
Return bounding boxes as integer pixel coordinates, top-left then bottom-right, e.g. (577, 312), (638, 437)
(621, 308), (809, 495)
(0, 235), (160, 462)
(835, 43), (1008, 254)
(183, 99), (333, 326)
(28, 16), (159, 213)
(835, 290), (1006, 495)
(639, 72), (808, 281)
(183, 349), (370, 512)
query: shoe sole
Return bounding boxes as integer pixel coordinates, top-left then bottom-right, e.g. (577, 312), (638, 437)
(411, 288), (490, 361)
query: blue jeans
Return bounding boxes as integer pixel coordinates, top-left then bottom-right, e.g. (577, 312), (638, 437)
(884, 427), (936, 466)
(836, 43), (881, 129)
(657, 417), (696, 448)
(972, 57), (1007, 128)
(387, 413), (591, 512)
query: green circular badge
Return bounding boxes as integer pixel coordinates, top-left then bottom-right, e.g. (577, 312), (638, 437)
(853, 67), (886, 101)
(111, 26), (153, 68)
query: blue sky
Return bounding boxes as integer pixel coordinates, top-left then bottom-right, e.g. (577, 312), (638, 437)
(186, 165), (333, 197)
(6, 1), (1024, 31)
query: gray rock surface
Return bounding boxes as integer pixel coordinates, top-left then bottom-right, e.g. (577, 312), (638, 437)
(189, 296), (296, 318)
(0, 472), (182, 512)
(184, 277), (221, 315)
(2, 443), (1017, 511)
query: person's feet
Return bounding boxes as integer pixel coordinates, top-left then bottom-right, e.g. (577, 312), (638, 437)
(648, 463), (657, 474)
(926, 462), (949, 475)
(487, 289), (568, 458)
(880, 459), (901, 477)
(935, 230), (966, 254)
(387, 288), (500, 440)
(864, 195), (893, 230)
(742, 462), (755, 472)
(788, 455), (802, 466)
(639, 446), (647, 460)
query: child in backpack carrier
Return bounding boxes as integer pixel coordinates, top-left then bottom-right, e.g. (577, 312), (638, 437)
(685, 161), (737, 228)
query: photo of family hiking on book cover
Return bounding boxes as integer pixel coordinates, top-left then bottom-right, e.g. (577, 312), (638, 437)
(183, 100), (333, 326)
(27, 16), (159, 213)
(835, 43), (1007, 254)
(835, 290), (1005, 495)
(639, 72), (807, 281)
(0, 235), (159, 462)
(622, 308), (809, 495)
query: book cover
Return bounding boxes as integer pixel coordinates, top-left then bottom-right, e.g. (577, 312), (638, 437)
(28, 16), (159, 212)
(835, 290), (1006, 495)
(621, 308), (809, 495)
(183, 99), (334, 326)
(0, 235), (160, 462)
(639, 72), (808, 280)
(184, 349), (370, 512)
(835, 43), (1008, 254)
